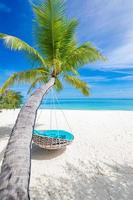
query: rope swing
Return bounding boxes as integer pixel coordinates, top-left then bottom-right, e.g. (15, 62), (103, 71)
(32, 89), (74, 149)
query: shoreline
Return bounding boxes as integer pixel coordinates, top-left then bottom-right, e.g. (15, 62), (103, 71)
(1, 108), (133, 111)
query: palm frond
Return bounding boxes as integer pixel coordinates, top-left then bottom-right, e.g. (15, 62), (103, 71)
(59, 19), (78, 58)
(65, 75), (90, 96)
(54, 78), (63, 91)
(0, 68), (48, 94)
(65, 42), (106, 68)
(33, 0), (65, 62)
(63, 64), (79, 75)
(0, 33), (45, 66)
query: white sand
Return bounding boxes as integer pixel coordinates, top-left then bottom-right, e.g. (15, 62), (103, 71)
(0, 109), (133, 199)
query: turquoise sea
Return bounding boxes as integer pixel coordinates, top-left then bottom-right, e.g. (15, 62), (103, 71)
(40, 98), (133, 110)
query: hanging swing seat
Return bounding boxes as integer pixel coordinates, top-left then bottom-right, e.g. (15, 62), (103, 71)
(33, 130), (74, 149)
(32, 89), (74, 150)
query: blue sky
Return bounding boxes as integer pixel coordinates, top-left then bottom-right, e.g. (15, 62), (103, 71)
(0, 0), (133, 98)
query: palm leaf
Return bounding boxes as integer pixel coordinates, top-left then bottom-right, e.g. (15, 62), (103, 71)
(65, 75), (90, 96)
(58, 19), (78, 58)
(0, 33), (45, 66)
(0, 68), (48, 94)
(54, 78), (63, 91)
(33, 0), (65, 62)
(65, 42), (106, 68)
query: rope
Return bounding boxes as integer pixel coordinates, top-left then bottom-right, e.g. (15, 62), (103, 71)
(35, 87), (73, 135)
(36, 91), (49, 124)
(51, 89), (60, 137)
(52, 89), (73, 133)
(50, 89), (53, 130)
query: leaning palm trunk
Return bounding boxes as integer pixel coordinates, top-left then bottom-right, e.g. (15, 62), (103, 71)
(0, 77), (55, 200)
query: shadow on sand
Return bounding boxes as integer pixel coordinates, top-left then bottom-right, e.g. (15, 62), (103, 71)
(0, 126), (66, 161)
(31, 143), (66, 160)
(0, 126), (12, 162)
(0, 126), (12, 139)
(30, 161), (133, 200)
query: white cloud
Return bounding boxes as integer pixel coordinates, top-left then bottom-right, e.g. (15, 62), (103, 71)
(115, 75), (133, 81)
(82, 76), (108, 82)
(105, 29), (133, 68)
(0, 3), (11, 13)
(69, 0), (133, 70)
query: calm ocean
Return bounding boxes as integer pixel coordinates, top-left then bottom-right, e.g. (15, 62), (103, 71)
(39, 98), (133, 110)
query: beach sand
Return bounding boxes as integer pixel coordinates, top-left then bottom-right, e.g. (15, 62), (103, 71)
(0, 109), (133, 200)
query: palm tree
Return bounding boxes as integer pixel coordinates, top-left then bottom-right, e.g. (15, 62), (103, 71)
(0, 0), (105, 199)
(0, 90), (23, 109)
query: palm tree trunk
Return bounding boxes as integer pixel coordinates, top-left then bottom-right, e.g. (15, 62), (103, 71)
(0, 77), (55, 200)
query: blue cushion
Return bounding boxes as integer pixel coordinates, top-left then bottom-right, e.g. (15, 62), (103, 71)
(33, 130), (74, 141)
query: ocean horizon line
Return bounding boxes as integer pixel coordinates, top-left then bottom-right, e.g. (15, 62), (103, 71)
(37, 98), (133, 111)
